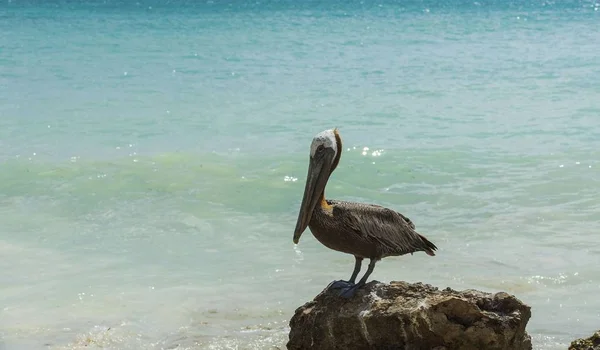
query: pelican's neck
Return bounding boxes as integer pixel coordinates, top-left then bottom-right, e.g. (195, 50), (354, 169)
(319, 188), (331, 210)
(317, 170), (333, 211)
(330, 129), (342, 174)
(319, 130), (342, 211)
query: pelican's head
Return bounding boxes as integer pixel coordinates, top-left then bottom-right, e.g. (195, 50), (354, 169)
(293, 128), (341, 244)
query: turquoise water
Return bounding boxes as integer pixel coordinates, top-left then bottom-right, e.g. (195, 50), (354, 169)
(1, 1), (600, 349)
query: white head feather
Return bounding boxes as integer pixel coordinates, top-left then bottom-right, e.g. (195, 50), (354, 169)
(310, 129), (338, 158)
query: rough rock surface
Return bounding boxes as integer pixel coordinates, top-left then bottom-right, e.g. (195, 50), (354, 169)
(569, 330), (600, 350)
(287, 281), (532, 350)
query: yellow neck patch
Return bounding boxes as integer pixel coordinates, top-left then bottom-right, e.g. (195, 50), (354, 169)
(320, 196), (334, 216)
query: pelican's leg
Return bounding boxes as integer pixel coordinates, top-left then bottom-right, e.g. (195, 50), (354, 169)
(348, 256), (363, 284)
(328, 256), (363, 291)
(339, 259), (377, 298)
(356, 259), (377, 286)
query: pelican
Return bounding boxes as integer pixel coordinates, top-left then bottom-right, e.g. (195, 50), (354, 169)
(293, 128), (437, 298)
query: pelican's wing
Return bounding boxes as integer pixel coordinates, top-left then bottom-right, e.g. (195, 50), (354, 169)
(328, 200), (415, 229)
(331, 200), (436, 257)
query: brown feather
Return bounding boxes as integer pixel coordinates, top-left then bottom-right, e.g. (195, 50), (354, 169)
(308, 199), (437, 260)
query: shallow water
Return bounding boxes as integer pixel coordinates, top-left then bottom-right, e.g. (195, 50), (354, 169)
(1, 0), (600, 349)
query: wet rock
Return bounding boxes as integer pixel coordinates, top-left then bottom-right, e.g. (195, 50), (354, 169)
(569, 330), (600, 350)
(287, 281), (532, 350)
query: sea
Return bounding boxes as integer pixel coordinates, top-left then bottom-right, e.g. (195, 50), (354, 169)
(1, 0), (599, 349)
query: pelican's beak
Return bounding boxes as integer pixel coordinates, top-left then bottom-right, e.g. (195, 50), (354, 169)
(293, 149), (335, 244)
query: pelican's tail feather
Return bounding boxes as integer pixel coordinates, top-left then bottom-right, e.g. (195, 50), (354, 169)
(419, 234), (437, 256)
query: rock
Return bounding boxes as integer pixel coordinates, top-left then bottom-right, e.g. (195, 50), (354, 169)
(569, 330), (600, 350)
(287, 281), (532, 350)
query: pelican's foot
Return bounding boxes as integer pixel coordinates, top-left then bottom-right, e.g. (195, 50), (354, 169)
(338, 283), (363, 299)
(327, 280), (354, 291)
